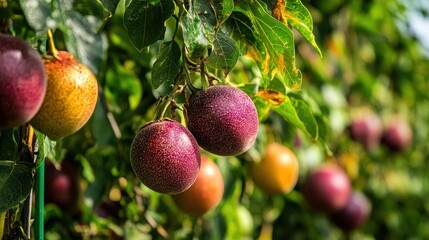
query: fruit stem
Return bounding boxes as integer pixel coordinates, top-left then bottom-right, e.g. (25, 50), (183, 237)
(47, 29), (59, 59)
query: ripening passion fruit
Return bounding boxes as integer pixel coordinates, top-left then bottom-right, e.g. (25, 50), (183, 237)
(172, 156), (224, 216)
(130, 120), (201, 194)
(0, 34), (46, 128)
(186, 85), (259, 156)
(30, 51), (98, 140)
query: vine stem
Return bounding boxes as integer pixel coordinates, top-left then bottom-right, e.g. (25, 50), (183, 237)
(155, 76), (184, 120)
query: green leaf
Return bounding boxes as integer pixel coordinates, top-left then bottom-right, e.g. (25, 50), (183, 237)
(236, 0), (302, 90)
(0, 129), (19, 161)
(195, 0), (234, 24)
(0, 161), (34, 212)
(207, 32), (239, 76)
(99, 0), (120, 14)
(61, 11), (109, 75)
(225, 12), (258, 48)
(286, 0), (322, 56)
(19, 0), (51, 31)
(215, 0), (234, 23)
(272, 95), (318, 140)
(180, 8), (215, 62)
(292, 96), (318, 139)
(152, 41), (182, 89)
(123, 0), (175, 51)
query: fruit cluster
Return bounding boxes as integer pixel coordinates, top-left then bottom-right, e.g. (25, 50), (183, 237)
(302, 164), (372, 232)
(0, 34), (98, 140)
(348, 111), (413, 152)
(129, 84), (259, 215)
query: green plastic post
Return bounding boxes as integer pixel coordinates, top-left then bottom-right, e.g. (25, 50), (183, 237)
(34, 160), (45, 240)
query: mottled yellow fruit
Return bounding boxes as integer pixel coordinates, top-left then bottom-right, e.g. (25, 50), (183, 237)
(31, 51), (98, 140)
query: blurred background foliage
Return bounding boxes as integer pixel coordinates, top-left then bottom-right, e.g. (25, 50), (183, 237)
(2, 0), (429, 239)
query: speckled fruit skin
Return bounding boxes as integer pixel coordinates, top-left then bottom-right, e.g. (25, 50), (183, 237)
(330, 191), (371, 232)
(30, 51), (98, 140)
(130, 120), (201, 194)
(186, 85), (259, 156)
(0, 34), (46, 128)
(302, 164), (352, 213)
(382, 117), (412, 152)
(249, 143), (299, 195)
(172, 156), (224, 216)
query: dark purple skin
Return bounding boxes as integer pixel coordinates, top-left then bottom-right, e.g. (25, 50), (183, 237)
(382, 117), (412, 152)
(302, 164), (352, 214)
(186, 85), (259, 156)
(348, 113), (383, 149)
(45, 160), (80, 215)
(130, 120), (201, 194)
(330, 191), (372, 232)
(0, 34), (46, 128)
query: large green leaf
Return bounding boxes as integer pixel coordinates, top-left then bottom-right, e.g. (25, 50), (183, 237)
(225, 12), (258, 47)
(123, 0), (175, 51)
(180, 8), (215, 62)
(207, 32), (239, 76)
(19, 0), (51, 31)
(286, 0), (322, 56)
(0, 161), (33, 212)
(236, 0), (302, 90)
(152, 40), (182, 89)
(61, 11), (109, 75)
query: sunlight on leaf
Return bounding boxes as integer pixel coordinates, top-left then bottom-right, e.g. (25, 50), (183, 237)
(235, 0), (302, 90)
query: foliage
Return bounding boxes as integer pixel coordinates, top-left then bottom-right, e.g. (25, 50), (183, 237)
(0, 0), (428, 239)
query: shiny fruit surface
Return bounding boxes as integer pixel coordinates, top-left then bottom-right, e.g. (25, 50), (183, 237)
(186, 85), (259, 156)
(249, 143), (299, 195)
(0, 34), (46, 128)
(172, 156), (224, 216)
(30, 51), (98, 140)
(130, 120), (201, 194)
